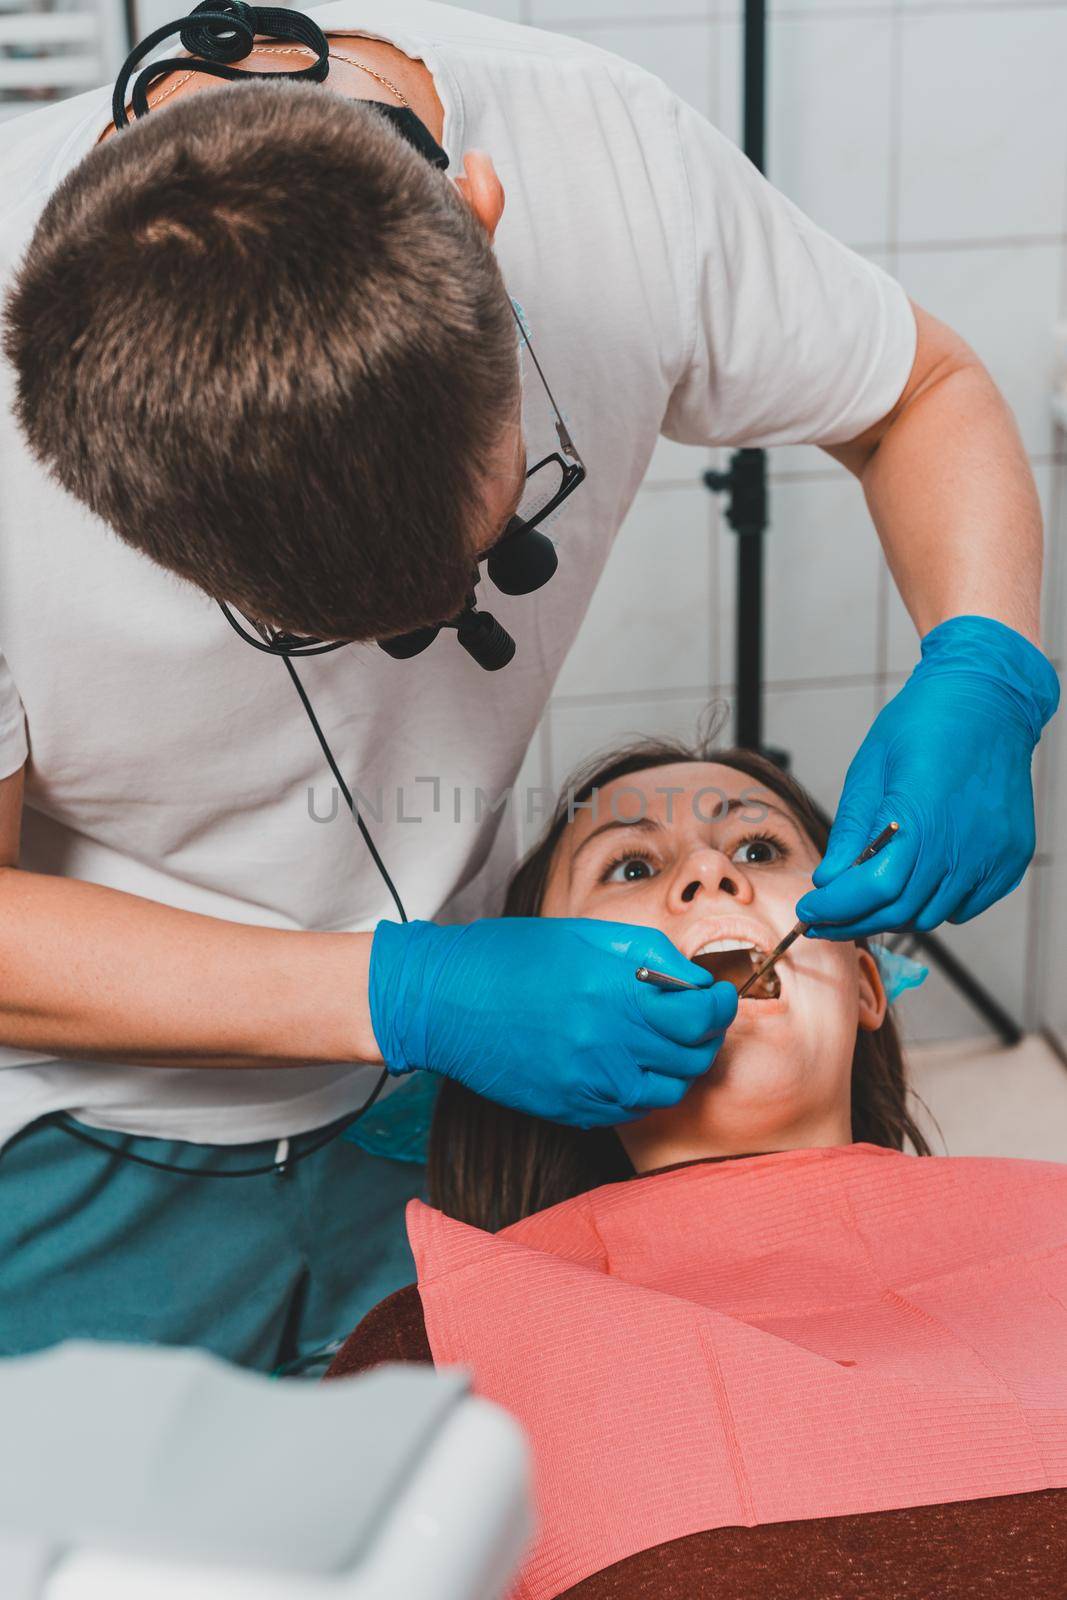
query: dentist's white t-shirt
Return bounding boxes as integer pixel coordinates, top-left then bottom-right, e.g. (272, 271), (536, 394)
(0, 0), (917, 1149)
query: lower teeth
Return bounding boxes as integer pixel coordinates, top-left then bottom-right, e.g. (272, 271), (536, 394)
(691, 949), (781, 999)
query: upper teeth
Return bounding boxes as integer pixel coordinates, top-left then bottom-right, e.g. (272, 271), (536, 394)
(693, 939), (758, 956)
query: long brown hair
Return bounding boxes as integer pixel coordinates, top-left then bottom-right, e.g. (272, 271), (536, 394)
(429, 733), (934, 1231)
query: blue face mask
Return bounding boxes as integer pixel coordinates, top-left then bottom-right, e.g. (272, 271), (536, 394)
(868, 941), (929, 1004)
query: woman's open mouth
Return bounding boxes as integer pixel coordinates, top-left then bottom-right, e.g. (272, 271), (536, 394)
(689, 940), (782, 1001)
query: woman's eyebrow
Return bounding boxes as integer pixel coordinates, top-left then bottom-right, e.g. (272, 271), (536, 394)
(567, 795), (799, 879)
(569, 815), (663, 878)
(725, 796), (797, 828)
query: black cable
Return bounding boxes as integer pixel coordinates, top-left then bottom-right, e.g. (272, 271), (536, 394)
(282, 656), (408, 927)
(49, 1076), (389, 1178)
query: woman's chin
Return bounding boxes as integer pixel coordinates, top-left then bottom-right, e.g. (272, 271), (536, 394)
(626, 984), (853, 1161)
(643, 1068), (817, 1157)
(699, 1020), (832, 1120)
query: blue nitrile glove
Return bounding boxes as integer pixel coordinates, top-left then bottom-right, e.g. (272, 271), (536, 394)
(795, 615), (1060, 941)
(368, 917), (738, 1128)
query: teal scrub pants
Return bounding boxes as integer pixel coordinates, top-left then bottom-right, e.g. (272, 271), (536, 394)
(0, 1109), (429, 1373)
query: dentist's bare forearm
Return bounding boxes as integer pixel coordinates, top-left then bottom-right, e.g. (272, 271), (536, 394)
(0, 867), (382, 1068)
(826, 303), (1043, 647)
(862, 365), (1040, 642)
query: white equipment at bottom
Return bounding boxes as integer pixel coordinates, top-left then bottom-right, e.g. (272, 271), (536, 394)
(0, 1341), (533, 1600)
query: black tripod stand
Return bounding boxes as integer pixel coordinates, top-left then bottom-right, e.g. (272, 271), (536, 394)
(703, 0), (1021, 1046)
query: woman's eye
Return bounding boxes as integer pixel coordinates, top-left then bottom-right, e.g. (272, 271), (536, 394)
(731, 836), (784, 866)
(602, 853), (657, 884)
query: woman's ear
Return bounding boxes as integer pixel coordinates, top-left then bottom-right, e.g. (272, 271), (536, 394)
(856, 947), (888, 1032)
(453, 150), (506, 241)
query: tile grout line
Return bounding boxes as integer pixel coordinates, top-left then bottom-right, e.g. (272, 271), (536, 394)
(888, 0), (902, 254)
(546, 2), (1067, 23)
(642, 448), (1062, 493)
(897, 233), (1067, 254)
(551, 673), (888, 710)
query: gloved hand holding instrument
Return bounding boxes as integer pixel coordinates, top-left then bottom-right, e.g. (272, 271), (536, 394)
(794, 615), (1060, 941)
(368, 916), (738, 1128)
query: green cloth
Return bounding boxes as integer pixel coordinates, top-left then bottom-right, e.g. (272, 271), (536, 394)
(0, 1112), (427, 1373)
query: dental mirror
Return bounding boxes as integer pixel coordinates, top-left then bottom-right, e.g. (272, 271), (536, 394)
(691, 948), (781, 1000)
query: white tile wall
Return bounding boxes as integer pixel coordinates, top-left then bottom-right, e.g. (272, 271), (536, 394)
(716, 1), (892, 15)
(761, 679), (880, 814)
(715, 466), (873, 687)
(891, 872), (1035, 1047)
(714, 16), (894, 246)
(529, 0), (709, 23)
(882, 587), (915, 683)
(765, 13), (894, 248)
(897, 243), (1062, 458)
(644, 433), (715, 488)
(461, 0), (524, 18)
(724, 470), (883, 687)
(548, 693), (731, 796)
(0, 0), (128, 102)
(554, 486), (717, 699)
(897, 8), (1067, 245)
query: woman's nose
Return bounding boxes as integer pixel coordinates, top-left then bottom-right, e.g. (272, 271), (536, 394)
(667, 847), (753, 909)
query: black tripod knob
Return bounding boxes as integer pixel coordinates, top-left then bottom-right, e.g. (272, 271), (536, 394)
(703, 448), (766, 536)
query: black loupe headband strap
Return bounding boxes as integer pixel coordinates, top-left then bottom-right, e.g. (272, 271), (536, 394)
(113, 0), (331, 131)
(111, 0), (450, 168)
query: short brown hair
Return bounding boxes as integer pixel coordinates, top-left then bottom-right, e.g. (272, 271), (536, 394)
(430, 733), (936, 1232)
(2, 80), (519, 640)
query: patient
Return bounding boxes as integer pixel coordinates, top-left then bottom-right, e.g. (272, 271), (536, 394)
(327, 736), (1067, 1598)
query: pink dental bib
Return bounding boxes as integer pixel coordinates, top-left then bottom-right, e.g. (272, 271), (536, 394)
(407, 1144), (1067, 1600)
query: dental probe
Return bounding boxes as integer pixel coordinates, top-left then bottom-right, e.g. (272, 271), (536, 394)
(633, 821), (899, 997)
(735, 820), (899, 999)
(633, 966), (703, 991)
